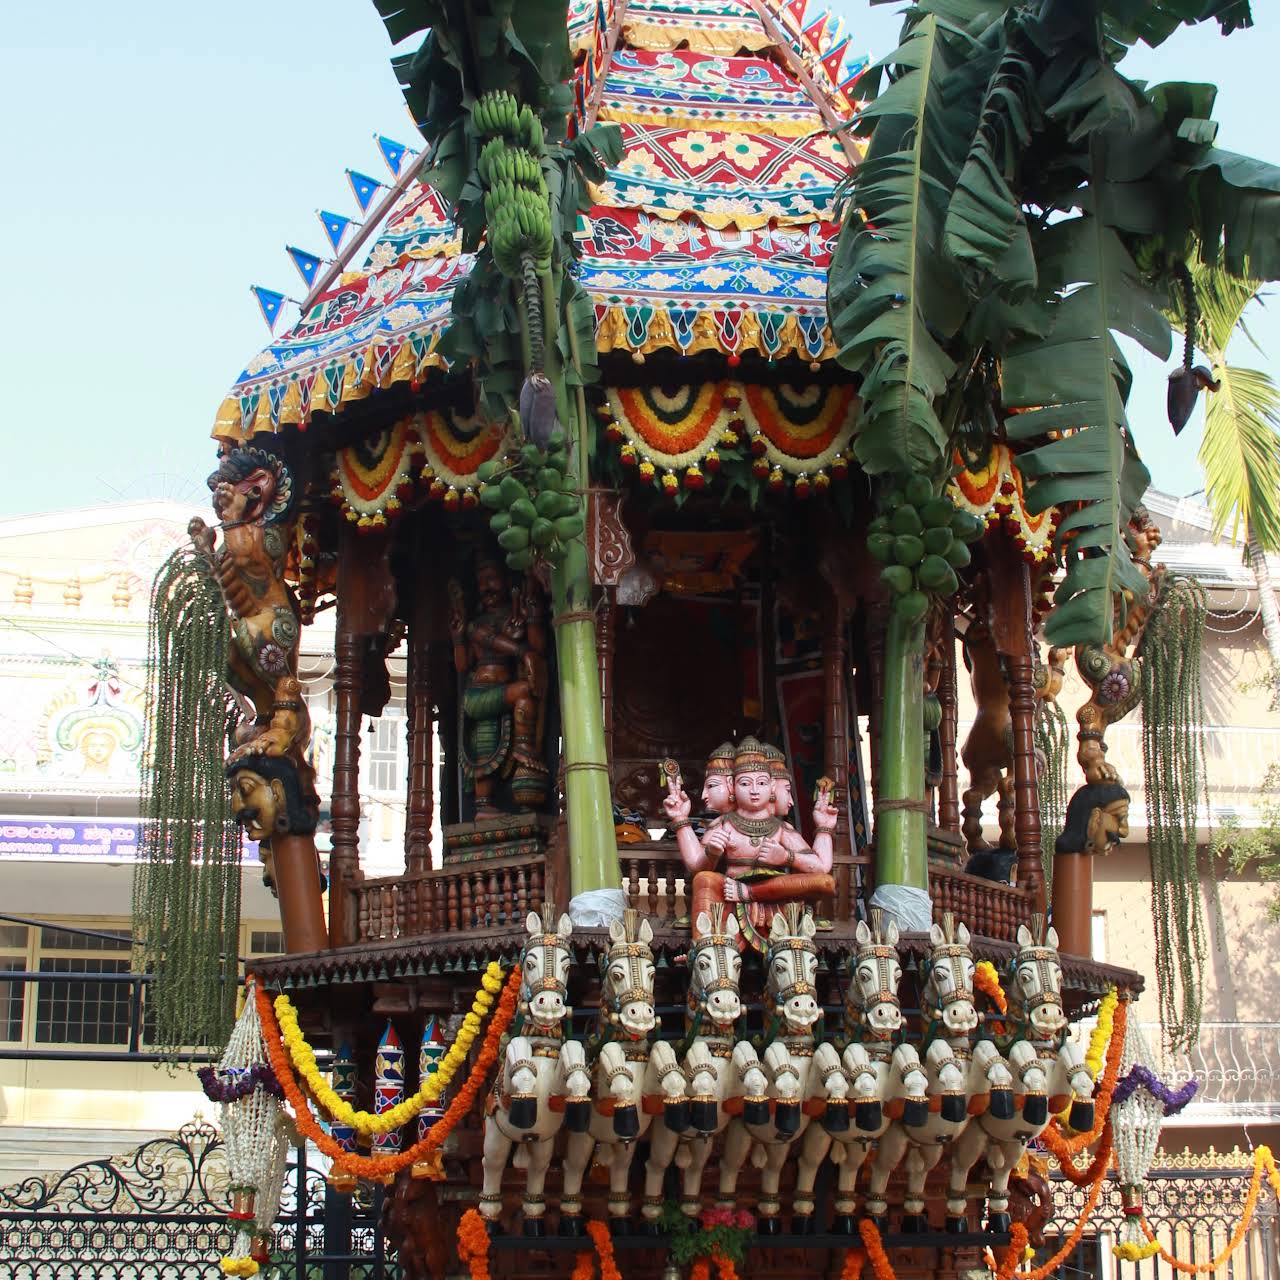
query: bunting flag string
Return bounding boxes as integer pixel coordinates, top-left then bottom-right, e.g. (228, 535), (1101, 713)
(820, 34), (851, 82)
(347, 169), (386, 214)
(375, 135), (413, 177)
(286, 246), (325, 288)
(317, 210), (356, 254)
(249, 286), (288, 333)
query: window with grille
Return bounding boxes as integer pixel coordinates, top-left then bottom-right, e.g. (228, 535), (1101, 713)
(366, 700), (407, 795)
(0, 923), (28, 1042)
(250, 929), (285, 955)
(34, 927), (134, 1046)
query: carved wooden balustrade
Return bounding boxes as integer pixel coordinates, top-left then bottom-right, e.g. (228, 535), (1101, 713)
(354, 852), (558, 942)
(351, 841), (1033, 945)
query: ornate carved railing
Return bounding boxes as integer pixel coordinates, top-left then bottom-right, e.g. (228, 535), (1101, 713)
(927, 861), (1033, 944)
(351, 842), (1033, 946)
(1140, 1021), (1280, 1119)
(355, 852), (557, 942)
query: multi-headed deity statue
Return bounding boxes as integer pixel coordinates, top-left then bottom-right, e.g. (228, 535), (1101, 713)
(663, 737), (837, 943)
(448, 559), (549, 817)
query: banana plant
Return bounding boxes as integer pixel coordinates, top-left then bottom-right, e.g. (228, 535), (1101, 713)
(830, 0), (1280, 895)
(372, 0), (625, 908)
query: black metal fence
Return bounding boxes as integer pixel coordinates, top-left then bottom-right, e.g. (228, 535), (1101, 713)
(0, 1120), (398, 1279)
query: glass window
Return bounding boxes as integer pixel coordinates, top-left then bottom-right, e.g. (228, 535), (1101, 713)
(249, 929), (285, 955)
(0, 924), (29, 949)
(35, 955), (132, 1046)
(41, 926), (131, 951)
(367, 700), (407, 795)
(0, 938), (26, 1042)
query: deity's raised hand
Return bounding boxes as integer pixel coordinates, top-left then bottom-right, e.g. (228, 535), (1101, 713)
(663, 787), (691, 822)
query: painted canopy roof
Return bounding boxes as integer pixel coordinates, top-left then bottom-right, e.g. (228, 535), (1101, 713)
(214, 0), (866, 443)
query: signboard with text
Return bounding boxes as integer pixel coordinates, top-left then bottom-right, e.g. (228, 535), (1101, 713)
(0, 818), (259, 863)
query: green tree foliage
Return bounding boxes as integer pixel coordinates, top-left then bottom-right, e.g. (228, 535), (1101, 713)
(831, 0), (1280, 648)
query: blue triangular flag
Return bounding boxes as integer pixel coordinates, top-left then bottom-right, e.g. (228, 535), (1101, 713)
(250, 286), (287, 332)
(375, 135), (411, 177)
(318, 209), (354, 253)
(347, 169), (385, 214)
(286, 246), (323, 288)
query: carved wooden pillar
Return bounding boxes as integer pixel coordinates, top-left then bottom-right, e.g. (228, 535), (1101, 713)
(821, 596), (853, 861)
(987, 538), (1045, 911)
(937, 612), (961, 834)
(330, 529), (397, 948)
(330, 624), (363, 948)
(405, 585), (433, 876)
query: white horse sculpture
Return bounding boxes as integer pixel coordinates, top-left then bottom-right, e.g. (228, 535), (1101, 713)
(641, 905), (768, 1231)
(559, 910), (685, 1235)
(714, 904), (851, 1234)
(479, 905), (590, 1236)
(793, 908), (928, 1233)
(867, 914), (1013, 1232)
(945, 915), (1094, 1232)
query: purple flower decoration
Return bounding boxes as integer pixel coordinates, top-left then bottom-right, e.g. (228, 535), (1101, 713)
(258, 643), (288, 675)
(1098, 669), (1131, 705)
(198, 1063), (284, 1104)
(1112, 1064), (1198, 1116)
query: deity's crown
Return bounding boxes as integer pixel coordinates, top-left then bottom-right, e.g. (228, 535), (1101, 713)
(706, 742), (735, 775)
(761, 741), (791, 779)
(732, 736), (771, 776)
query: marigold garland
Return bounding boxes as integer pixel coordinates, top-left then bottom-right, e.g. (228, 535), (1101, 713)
(571, 1252), (594, 1280)
(257, 966), (520, 1181)
(1041, 996), (1128, 1163)
(1139, 1145), (1280, 1273)
(1084, 988), (1118, 1079)
(586, 1218), (623, 1280)
(995, 1224), (1029, 1280)
(218, 1258), (259, 1278)
(841, 1246), (867, 1280)
(457, 1208), (492, 1280)
(273, 962), (504, 1136)
(859, 1218), (895, 1280)
(1009, 1144), (1112, 1280)
(974, 961), (1008, 1014)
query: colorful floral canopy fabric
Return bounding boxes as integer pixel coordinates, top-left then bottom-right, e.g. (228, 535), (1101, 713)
(214, 0), (864, 443)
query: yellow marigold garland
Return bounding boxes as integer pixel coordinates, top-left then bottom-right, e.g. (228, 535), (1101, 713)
(1085, 988), (1118, 1079)
(274, 962), (504, 1137)
(219, 1258), (259, 1278)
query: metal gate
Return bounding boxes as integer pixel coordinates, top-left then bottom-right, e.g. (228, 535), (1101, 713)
(0, 1119), (398, 1279)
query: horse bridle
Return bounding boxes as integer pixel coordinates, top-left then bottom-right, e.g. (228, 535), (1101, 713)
(603, 940), (655, 1018)
(924, 943), (975, 1014)
(766, 936), (818, 1008)
(849, 942), (901, 1017)
(522, 931), (570, 1008)
(688, 932), (740, 1017)
(1008, 945), (1064, 1023)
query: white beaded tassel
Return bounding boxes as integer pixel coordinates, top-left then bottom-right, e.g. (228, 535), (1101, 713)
(219, 980), (284, 1275)
(1112, 1015), (1164, 1259)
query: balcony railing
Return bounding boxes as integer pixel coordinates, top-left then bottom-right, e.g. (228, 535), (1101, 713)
(1142, 1021), (1280, 1119)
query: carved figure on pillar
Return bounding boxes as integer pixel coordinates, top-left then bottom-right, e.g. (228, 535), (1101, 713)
(663, 737), (837, 945)
(189, 449), (308, 767)
(447, 560), (549, 818)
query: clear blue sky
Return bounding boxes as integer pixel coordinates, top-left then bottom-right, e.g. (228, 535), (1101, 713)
(1, 1), (1275, 518)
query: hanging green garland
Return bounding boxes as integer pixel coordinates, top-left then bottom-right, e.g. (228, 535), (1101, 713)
(1139, 574), (1210, 1053)
(134, 547), (242, 1056)
(1034, 695), (1072, 896)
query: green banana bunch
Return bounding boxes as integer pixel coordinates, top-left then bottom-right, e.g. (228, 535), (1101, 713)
(476, 430), (582, 571)
(473, 91), (520, 138)
(867, 476), (984, 621)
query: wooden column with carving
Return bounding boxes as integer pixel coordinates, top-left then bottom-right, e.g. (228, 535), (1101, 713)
(821, 596), (853, 861)
(937, 612), (961, 834)
(987, 538), (1045, 911)
(330, 622), (363, 949)
(405, 580), (434, 876)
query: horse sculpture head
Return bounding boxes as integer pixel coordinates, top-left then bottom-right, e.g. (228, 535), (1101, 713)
(923, 913), (978, 1035)
(1008, 914), (1066, 1040)
(602, 909), (657, 1039)
(519, 904), (574, 1032)
(850, 908), (904, 1035)
(689, 905), (743, 1031)
(765, 904), (820, 1032)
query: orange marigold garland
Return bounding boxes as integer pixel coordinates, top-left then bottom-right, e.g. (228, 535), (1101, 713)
(1140, 1145), (1280, 1274)
(457, 1208), (492, 1280)
(571, 1252), (594, 1280)
(1041, 996), (1129, 1164)
(859, 1218), (895, 1280)
(841, 1247), (867, 1280)
(586, 1218), (622, 1280)
(995, 1224), (1030, 1280)
(257, 966), (521, 1182)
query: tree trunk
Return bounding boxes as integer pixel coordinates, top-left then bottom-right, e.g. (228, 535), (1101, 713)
(1246, 533), (1280, 709)
(875, 609), (928, 893)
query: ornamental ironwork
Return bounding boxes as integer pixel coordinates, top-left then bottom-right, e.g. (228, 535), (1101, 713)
(0, 1118), (398, 1279)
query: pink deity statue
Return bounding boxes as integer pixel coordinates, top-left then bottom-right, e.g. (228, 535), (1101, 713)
(663, 737), (838, 940)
